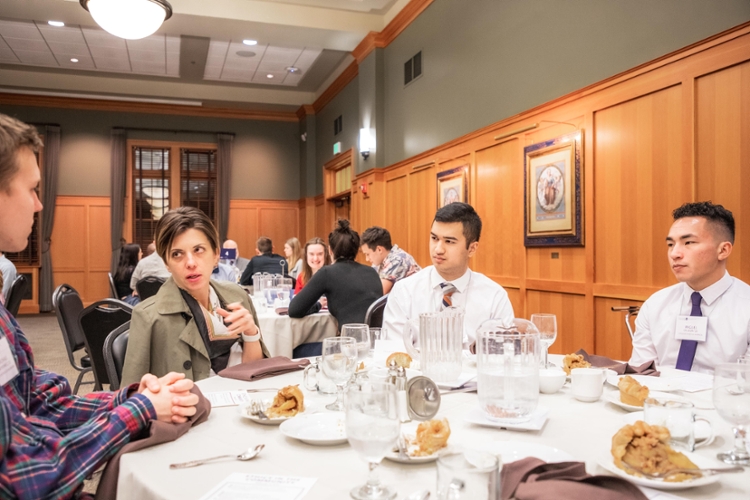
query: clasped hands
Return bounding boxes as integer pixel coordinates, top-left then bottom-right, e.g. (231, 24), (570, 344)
(138, 372), (199, 424)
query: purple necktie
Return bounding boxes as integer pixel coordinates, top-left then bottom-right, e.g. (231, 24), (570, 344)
(675, 291), (702, 371)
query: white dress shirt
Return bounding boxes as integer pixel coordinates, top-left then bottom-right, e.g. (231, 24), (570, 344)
(130, 252), (172, 290)
(630, 272), (750, 374)
(383, 266), (515, 346)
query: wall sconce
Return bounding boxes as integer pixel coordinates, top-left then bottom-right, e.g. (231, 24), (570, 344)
(359, 128), (373, 159)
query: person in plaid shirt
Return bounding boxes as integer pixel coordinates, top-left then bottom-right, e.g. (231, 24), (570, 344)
(360, 227), (421, 294)
(0, 113), (200, 499)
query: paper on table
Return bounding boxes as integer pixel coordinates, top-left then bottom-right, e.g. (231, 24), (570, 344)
(205, 391), (253, 408)
(673, 371), (713, 393)
(199, 473), (316, 500)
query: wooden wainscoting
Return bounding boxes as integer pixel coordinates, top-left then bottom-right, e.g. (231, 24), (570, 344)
(227, 200), (300, 260)
(50, 196), (111, 305)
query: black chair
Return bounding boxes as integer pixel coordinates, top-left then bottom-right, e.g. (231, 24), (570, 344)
(103, 322), (130, 391)
(5, 274), (29, 317)
(108, 272), (118, 299)
(364, 294), (389, 328)
(293, 342), (322, 358)
(136, 276), (166, 301)
(78, 299), (132, 391)
(52, 284), (94, 394)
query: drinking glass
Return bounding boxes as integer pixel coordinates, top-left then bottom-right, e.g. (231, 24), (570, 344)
(436, 450), (500, 500)
(342, 324), (371, 361)
(345, 382), (399, 500)
(476, 318), (540, 422)
(322, 337), (358, 411)
(713, 363), (750, 465)
(530, 313), (557, 368)
(644, 397), (696, 452)
(369, 328), (386, 354)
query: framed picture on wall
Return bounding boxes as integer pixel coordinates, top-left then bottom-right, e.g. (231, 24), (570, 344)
(524, 132), (583, 246)
(437, 165), (469, 208)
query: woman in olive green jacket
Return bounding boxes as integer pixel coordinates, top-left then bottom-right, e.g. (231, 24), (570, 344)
(122, 207), (269, 386)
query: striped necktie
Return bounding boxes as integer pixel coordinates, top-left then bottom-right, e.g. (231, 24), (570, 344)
(675, 292), (702, 371)
(440, 282), (457, 310)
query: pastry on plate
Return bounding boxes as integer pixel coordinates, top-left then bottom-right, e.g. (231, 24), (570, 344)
(618, 375), (649, 407)
(413, 418), (450, 456)
(562, 353), (591, 375)
(386, 352), (412, 369)
(266, 385), (305, 418)
(611, 421), (699, 482)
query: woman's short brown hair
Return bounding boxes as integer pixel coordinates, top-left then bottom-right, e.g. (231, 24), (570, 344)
(0, 114), (43, 192)
(154, 206), (219, 262)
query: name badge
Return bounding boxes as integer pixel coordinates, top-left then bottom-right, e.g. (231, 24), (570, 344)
(0, 335), (19, 386)
(675, 316), (708, 342)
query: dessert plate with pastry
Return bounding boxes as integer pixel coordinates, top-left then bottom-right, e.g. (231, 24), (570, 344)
(239, 385), (307, 425)
(606, 375), (681, 412)
(598, 421), (723, 490)
(384, 418), (451, 464)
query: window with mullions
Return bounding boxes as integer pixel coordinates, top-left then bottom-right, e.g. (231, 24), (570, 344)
(181, 149), (217, 222)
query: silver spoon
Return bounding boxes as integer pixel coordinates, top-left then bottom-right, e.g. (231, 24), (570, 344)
(169, 444), (265, 469)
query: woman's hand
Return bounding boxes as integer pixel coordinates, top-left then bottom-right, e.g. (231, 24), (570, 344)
(215, 302), (258, 340)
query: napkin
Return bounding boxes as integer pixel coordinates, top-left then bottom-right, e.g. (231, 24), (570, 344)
(575, 349), (659, 376)
(501, 457), (647, 500)
(95, 385), (211, 499)
(218, 356), (310, 381)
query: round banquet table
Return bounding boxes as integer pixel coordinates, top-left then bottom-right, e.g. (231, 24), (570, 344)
(117, 355), (749, 499)
(255, 309), (338, 358)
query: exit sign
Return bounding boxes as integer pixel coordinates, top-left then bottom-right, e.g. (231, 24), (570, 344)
(333, 142), (341, 155)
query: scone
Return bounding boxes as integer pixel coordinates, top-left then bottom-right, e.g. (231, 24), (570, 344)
(386, 352), (412, 369)
(618, 375), (649, 407)
(562, 353), (591, 375)
(611, 421), (699, 482)
(413, 418), (450, 456)
(266, 385), (305, 418)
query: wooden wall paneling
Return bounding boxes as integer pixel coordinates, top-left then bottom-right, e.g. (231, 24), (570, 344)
(505, 288), (523, 320)
(227, 200), (299, 259)
(87, 202), (112, 300)
(695, 61), (750, 283)
(407, 165), (437, 266)
(526, 290), (589, 354)
(594, 297), (643, 362)
(227, 203), (258, 259)
(384, 173), (410, 261)
(314, 195), (327, 240)
(593, 85), (688, 290)
(258, 206), (300, 255)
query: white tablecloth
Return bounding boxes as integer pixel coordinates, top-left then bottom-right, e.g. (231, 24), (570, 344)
(118, 355), (749, 499)
(256, 310), (338, 358)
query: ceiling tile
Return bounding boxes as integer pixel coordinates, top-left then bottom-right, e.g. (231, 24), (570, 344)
(0, 20), (43, 40)
(81, 28), (126, 48)
(262, 46), (302, 64)
(126, 36), (165, 52)
(165, 36), (180, 53)
(128, 49), (164, 64)
(203, 66), (222, 79)
(59, 57), (95, 69)
(48, 42), (90, 56)
(0, 48), (19, 63)
(36, 25), (86, 44)
(88, 46), (128, 59)
(4, 38), (49, 52)
(93, 58), (131, 71)
(252, 70), (286, 84)
(13, 50), (57, 65)
(294, 47), (322, 67)
(131, 61), (166, 74)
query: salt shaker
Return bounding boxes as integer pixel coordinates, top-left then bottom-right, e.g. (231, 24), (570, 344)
(396, 366), (410, 422)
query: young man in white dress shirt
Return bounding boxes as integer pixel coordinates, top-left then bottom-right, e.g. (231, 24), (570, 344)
(383, 202), (514, 346)
(630, 202), (750, 374)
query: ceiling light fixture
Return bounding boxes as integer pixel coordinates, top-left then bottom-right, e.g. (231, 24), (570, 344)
(48, 21), (65, 27)
(266, 74), (274, 79)
(70, 58), (79, 63)
(243, 39), (258, 46)
(286, 66), (300, 74)
(79, 0), (172, 40)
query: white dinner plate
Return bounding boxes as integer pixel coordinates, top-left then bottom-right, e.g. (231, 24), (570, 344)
(597, 451), (722, 490)
(621, 412), (714, 445)
(604, 390), (678, 412)
(465, 406), (549, 432)
(606, 373), (681, 392)
(238, 400), (311, 426)
(478, 441), (575, 463)
(279, 412), (347, 445)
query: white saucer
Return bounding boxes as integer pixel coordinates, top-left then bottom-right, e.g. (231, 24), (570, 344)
(279, 412), (347, 445)
(621, 412), (714, 445)
(465, 406), (549, 432)
(606, 373), (681, 392)
(478, 441), (574, 463)
(238, 400), (311, 426)
(597, 451), (721, 490)
(383, 421), (448, 464)
(604, 390), (678, 412)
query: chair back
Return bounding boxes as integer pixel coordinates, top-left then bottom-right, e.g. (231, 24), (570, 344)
(108, 272), (118, 299)
(364, 293), (389, 328)
(79, 299), (132, 389)
(104, 322), (130, 391)
(52, 284), (87, 362)
(611, 305), (640, 340)
(136, 276), (166, 300)
(5, 274), (29, 317)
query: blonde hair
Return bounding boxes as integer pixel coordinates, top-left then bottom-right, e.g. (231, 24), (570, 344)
(285, 237), (303, 270)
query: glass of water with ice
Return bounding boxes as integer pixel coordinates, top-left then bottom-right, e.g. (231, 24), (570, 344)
(476, 318), (540, 423)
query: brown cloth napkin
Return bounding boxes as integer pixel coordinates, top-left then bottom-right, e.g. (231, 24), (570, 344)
(575, 349), (659, 377)
(95, 385), (211, 499)
(502, 457), (647, 500)
(218, 356), (310, 381)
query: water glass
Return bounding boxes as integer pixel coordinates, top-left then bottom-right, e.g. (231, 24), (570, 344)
(369, 328), (386, 353)
(436, 450), (500, 500)
(342, 324), (371, 361)
(644, 398), (696, 452)
(476, 318), (540, 422)
(419, 308), (464, 383)
(346, 382), (399, 500)
(713, 363), (750, 465)
(530, 313), (557, 368)
(322, 337), (358, 411)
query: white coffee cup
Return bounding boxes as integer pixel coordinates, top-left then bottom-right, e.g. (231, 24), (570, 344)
(570, 367), (606, 402)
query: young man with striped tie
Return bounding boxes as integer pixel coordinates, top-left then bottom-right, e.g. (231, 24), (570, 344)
(383, 202), (514, 347)
(629, 202), (750, 374)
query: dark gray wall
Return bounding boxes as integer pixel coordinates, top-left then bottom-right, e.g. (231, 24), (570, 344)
(358, 48), (386, 172)
(0, 105), (300, 199)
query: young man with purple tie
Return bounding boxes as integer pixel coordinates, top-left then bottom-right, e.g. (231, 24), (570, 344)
(630, 201), (750, 374)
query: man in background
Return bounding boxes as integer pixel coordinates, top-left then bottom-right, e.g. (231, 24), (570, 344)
(130, 239), (171, 291)
(221, 239), (250, 275)
(240, 236), (289, 285)
(360, 226), (420, 294)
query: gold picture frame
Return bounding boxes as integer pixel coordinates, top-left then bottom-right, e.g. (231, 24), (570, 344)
(437, 165), (469, 208)
(524, 132), (583, 246)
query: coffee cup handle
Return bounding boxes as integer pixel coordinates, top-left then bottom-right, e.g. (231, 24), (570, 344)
(693, 416), (714, 448)
(303, 363), (319, 391)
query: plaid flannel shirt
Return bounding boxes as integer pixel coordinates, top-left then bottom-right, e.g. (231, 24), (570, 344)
(0, 305), (156, 499)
